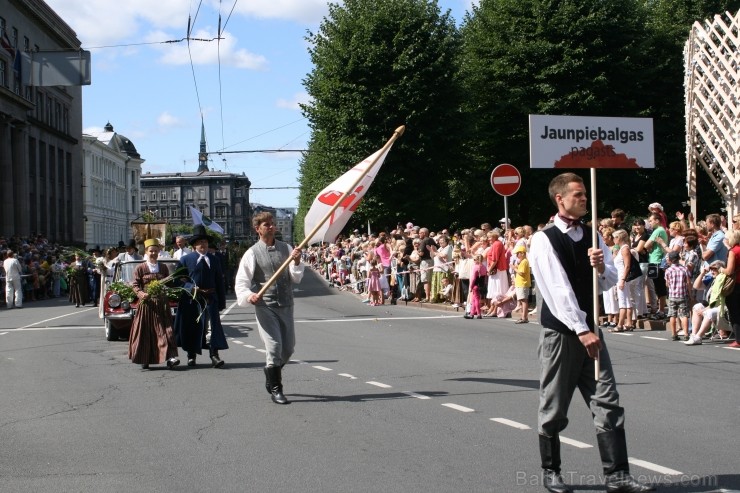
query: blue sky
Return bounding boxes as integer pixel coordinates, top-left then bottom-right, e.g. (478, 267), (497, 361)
(44, 0), (476, 209)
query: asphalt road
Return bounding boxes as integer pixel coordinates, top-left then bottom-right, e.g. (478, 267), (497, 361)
(0, 270), (738, 493)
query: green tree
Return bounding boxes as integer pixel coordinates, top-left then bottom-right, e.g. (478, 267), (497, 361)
(296, 0), (464, 240)
(458, 0), (662, 226)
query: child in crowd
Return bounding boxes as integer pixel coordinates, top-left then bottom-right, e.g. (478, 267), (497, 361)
(465, 254), (486, 319)
(438, 276), (453, 303)
(664, 250), (691, 341)
(513, 245), (531, 324)
(366, 259), (383, 306)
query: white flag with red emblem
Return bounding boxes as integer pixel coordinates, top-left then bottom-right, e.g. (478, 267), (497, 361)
(304, 145), (394, 245)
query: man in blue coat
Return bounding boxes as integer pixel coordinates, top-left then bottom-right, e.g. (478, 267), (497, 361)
(174, 225), (228, 368)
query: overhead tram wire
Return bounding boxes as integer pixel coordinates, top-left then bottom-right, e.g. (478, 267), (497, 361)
(217, 4), (226, 161)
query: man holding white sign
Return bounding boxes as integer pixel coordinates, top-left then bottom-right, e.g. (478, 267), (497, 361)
(529, 173), (654, 493)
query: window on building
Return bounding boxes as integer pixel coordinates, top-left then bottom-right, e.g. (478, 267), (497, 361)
(235, 188), (242, 198)
(171, 189), (178, 201)
(234, 203), (242, 216)
(0, 60), (6, 88)
(150, 191), (156, 201)
(161, 190), (167, 201)
(199, 189), (205, 200)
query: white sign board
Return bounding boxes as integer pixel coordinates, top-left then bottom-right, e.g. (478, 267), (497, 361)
(529, 115), (654, 169)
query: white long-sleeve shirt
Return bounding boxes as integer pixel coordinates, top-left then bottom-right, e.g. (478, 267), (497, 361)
(529, 216), (617, 334)
(234, 243), (305, 307)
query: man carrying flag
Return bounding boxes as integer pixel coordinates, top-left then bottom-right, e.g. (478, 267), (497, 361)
(233, 126), (404, 404)
(234, 212), (304, 405)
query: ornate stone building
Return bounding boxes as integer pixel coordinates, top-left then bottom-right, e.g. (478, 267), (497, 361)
(82, 122), (143, 247)
(0, 0), (84, 243)
(140, 123), (252, 243)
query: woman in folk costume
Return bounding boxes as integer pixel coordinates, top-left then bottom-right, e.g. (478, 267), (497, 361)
(68, 253), (90, 308)
(128, 238), (180, 370)
(174, 225), (228, 368)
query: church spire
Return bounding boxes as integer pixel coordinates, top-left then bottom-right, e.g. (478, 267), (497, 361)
(197, 121), (209, 172)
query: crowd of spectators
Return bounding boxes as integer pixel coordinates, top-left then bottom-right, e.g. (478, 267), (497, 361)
(306, 204), (740, 348)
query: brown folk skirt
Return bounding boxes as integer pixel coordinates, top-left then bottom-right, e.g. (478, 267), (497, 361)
(128, 297), (178, 365)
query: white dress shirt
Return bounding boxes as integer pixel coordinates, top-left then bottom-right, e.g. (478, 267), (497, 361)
(529, 216), (617, 334)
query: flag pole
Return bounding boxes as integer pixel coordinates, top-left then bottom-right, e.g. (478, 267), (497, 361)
(256, 125), (406, 298)
(591, 168), (600, 381)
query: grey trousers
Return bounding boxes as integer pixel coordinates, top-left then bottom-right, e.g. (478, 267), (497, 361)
(255, 304), (295, 367)
(537, 328), (625, 437)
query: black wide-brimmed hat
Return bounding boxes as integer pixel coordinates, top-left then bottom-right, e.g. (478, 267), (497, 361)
(126, 239), (137, 250)
(189, 225), (213, 246)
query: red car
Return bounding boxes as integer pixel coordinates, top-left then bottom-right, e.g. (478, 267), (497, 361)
(102, 259), (180, 341)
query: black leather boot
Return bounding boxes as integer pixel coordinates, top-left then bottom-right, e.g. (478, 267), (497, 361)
(263, 367), (273, 395)
(598, 429), (655, 493)
(539, 434), (572, 493)
(210, 350), (224, 368)
(187, 353), (196, 367)
(266, 366), (289, 405)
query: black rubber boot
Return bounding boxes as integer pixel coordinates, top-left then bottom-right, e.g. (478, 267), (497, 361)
(598, 429), (655, 492)
(266, 366), (289, 405)
(539, 434), (572, 493)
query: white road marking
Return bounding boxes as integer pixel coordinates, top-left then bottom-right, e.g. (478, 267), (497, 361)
(313, 366), (333, 371)
(338, 373), (358, 379)
(296, 315), (460, 324)
(290, 359), (305, 364)
(2, 326), (100, 331)
(232, 340), (244, 344)
(442, 403), (474, 413)
(403, 391), (431, 400)
(220, 301), (239, 317)
(641, 336), (667, 341)
(628, 458), (682, 475)
(244, 344), (256, 348)
(723, 346), (740, 351)
(559, 436), (592, 448)
(0, 332), (8, 336)
(366, 381), (392, 389)
(490, 418), (531, 430)
(255, 348), (266, 353)
(611, 332), (633, 336)
(16, 309), (97, 329)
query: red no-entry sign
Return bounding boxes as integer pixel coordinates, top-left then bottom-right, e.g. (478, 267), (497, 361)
(490, 164), (521, 196)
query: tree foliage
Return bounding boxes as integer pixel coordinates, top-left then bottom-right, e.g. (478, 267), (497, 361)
(295, 0), (734, 239)
(296, 0), (464, 238)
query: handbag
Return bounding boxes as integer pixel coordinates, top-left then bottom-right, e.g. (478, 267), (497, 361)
(647, 263), (659, 279)
(625, 253), (642, 282)
(721, 274), (735, 297)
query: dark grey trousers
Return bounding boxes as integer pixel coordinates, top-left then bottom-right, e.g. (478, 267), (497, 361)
(537, 328), (625, 437)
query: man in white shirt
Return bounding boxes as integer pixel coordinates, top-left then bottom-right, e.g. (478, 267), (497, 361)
(3, 250), (24, 308)
(235, 211), (304, 405)
(529, 173), (653, 493)
(172, 235), (192, 260)
(115, 240), (142, 262)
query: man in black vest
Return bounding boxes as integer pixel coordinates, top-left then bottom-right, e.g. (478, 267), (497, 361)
(234, 212), (304, 404)
(529, 173), (654, 493)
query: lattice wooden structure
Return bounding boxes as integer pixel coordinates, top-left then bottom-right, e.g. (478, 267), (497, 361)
(685, 9), (740, 219)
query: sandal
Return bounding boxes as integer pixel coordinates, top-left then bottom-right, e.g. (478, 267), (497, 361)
(514, 319), (529, 324)
(624, 326), (635, 332)
(608, 326), (625, 333)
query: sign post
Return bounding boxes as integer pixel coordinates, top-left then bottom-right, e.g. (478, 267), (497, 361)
(491, 163), (522, 228)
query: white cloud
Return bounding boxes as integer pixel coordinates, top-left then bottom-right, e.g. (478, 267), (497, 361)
(147, 28), (267, 70)
(276, 92), (311, 110)
(45, 0), (191, 48)
(232, 0), (334, 24)
(157, 111), (184, 129)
